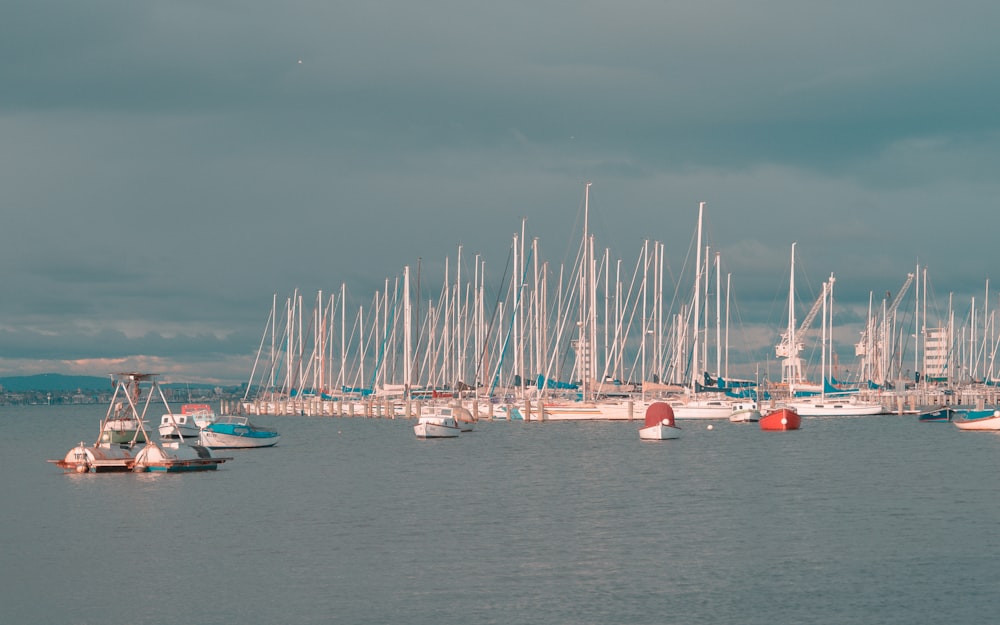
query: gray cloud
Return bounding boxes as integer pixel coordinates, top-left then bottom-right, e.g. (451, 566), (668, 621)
(2, 1), (998, 382)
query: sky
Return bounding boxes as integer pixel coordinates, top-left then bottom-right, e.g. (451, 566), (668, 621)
(2, 1), (999, 385)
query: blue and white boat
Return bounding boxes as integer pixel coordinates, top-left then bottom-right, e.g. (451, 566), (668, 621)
(952, 408), (1000, 431)
(199, 415), (280, 449)
(915, 406), (952, 422)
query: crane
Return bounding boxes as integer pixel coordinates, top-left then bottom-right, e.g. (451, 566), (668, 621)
(776, 273), (835, 360)
(855, 273), (914, 383)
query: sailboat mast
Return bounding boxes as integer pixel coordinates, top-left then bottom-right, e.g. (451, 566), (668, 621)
(639, 239), (649, 381)
(914, 263), (919, 383)
(725, 272), (731, 380)
(921, 266), (927, 388)
(656, 241), (664, 382)
(579, 182), (591, 398)
(715, 252), (722, 380)
(513, 230), (521, 394)
(703, 245), (710, 382)
(821, 278), (827, 396)
(589, 234), (598, 391)
(692, 202), (704, 390)
(788, 243), (796, 393)
(403, 266), (412, 394)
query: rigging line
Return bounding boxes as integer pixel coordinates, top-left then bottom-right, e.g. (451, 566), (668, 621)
(489, 245), (534, 398)
(472, 241), (514, 393)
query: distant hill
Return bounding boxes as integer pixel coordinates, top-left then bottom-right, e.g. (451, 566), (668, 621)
(0, 373), (225, 393)
(0, 374), (110, 392)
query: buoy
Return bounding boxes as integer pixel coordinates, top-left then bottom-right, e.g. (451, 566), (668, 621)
(707, 424), (714, 430)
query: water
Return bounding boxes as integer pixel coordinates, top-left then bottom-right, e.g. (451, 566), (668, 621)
(2, 404), (998, 625)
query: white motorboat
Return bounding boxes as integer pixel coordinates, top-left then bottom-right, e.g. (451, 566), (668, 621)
(159, 403), (217, 440)
(199, 415), (280, 449)
(423, 404), (478, 431)
(728, 401), (761, 423)
(99, 415), (147, 444)
(414, 415), (461, 438)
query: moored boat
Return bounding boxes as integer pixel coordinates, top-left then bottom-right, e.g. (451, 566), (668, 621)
(50, 372), (229, 474)
(785, 397), (885, 417)
(414, 415), (461, 438)
(50, 441), (140, 473)
(669, 397), (735, 420)
(134, 441), (230, 472)
(99, 416), (148, 444)
(159, 403), (217, 440)
(728, 401), (761, 423)
(199, 415), (280, 448)
(759, 406), (801, 431)
(915, 406), (952, 422)
(639, 402), (681, 440)
(423, 403), (478, 431)
(538, 401), (606, 420)
(952, 409), (1000, 431)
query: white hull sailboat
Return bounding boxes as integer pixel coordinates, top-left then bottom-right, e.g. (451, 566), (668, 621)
(785, 397), (885, 417)
(669, 397), (735, 420)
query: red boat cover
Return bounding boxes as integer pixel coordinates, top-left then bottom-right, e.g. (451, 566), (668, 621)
(644, 402), (675, 428)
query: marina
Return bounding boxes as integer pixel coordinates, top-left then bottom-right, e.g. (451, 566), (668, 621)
(223, 192), (1000, 427)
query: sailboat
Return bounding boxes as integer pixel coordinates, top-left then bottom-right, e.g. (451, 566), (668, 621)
(777, 246), (884, 417)
(670, 202), (743, 421)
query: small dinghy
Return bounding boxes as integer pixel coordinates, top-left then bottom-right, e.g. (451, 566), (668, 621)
(759, 406), (801, 431)
(639, 402), (681, 440)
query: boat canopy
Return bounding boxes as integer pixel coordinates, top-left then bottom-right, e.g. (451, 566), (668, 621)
(536, 375), (578, 390)
(644, 402), (675, 428)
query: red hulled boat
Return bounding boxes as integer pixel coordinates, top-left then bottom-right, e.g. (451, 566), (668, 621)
(759, 406), (801, 431)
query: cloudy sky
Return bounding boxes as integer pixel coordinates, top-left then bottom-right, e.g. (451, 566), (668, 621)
(2, 1), (998, 385)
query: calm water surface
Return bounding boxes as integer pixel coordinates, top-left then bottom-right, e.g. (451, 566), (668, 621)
(2, 404), (998, 625)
